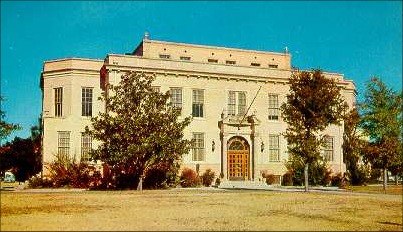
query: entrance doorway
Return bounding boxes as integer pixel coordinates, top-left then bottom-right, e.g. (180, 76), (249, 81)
(227, 137), (250, 180)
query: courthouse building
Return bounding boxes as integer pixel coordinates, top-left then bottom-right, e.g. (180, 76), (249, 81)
(41, 35), (356, 182)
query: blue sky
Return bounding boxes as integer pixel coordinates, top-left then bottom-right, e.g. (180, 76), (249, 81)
(1, 1), (402, 142)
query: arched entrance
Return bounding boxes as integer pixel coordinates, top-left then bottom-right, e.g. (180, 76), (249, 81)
(227, 136), (250, 180)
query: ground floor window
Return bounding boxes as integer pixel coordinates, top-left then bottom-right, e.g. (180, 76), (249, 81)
(58, 131), (70, 159)
(269, 134), (280, 162)
(81, 133), (92, 161)
(192, 133), (205, 161)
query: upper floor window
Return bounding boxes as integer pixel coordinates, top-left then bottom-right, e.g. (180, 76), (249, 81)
(323, 136), (334, 161)
(268, 94), (279, 120)
(226, 60), (236, 65)
(192, 132), (205, 161)
(269, 64), (279, 68)
(208, 59), (218, 63)
(82, 87), (93, 117)
(170, 87), (182, 110)
(159, 54), (171, 59)
(81, 133), (92, 162)
(192, 89), (204, 117)
(251, 62), (261, 67)
(58, 131), (70, 158)
(228, 91), (247, 116)
(180, 56), (191, 61)
(54, 87), (63, 117)
(269, 134), (280, 162)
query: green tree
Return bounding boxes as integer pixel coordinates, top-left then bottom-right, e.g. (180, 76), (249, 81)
(360, 77), (402, 191)
(88, 71), (192, 190)
(0, 96), (21, 143)
(343, 108), (370, 185)
(281, 70), (348, 191)
(0, 116), (42, 182)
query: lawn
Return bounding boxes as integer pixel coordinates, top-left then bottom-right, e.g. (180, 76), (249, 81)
(1, 188), (402, 231)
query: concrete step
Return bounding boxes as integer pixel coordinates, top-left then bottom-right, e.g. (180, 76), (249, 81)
(218, 180), (278, 190)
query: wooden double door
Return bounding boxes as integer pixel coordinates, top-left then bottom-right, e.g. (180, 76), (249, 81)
(227, 137), (250, 180)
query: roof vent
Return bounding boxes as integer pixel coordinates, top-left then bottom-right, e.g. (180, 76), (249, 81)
(144, 31), (150, 40)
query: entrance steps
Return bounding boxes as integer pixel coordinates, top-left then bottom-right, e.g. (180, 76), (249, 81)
(218, 180), (278, 190)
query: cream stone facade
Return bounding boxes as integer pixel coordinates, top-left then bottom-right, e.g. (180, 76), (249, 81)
(41, 37), (356, 182)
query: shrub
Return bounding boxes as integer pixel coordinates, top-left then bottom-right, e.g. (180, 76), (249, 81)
(28, 176), (53, 188)
(201, 169), (215, 187)
(285, 155), (332, 186)
(214, 178), (221, 186)
(43, 154), (102, 189)
(180, 168), (200, 187)
(265, 174), (276, 185)
(143, 162), (180, 189)
(282, 172), (293, 186)
(331, 172), (346, 188)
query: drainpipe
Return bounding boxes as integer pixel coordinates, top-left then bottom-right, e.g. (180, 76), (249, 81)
(251, 120), (255, 181)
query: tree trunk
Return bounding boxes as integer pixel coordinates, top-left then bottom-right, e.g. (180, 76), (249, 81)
(304, 163), (309, 192)
(395, 174), (398, 186)
(137, 176), (143, 192)
(383, 168), (387, 193)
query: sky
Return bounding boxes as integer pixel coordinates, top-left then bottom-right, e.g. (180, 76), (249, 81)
(1, 1), (402, 142)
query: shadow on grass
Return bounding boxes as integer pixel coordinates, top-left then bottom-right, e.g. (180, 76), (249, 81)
(378, 221), (402, 226)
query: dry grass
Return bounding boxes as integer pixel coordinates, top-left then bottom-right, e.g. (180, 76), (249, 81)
(347, 184), (402, 195)
(1, 188), (402, 231)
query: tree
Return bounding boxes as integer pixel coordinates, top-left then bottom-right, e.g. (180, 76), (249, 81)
(343, 108), (370, 185)
(281, 70), (348, 191)
(360, 77), (402, 191)
(0, 96), (21, 143)
(88, 71), (192, 190)
(0, 116), (42, 182)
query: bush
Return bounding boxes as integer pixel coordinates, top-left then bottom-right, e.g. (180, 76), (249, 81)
(201, 169), (215, 187)
(331, 172), (346, 188)
(39, 154), (103, 189)
(264, 174), (276, 185)
(143, 162), (180, 189)
(285, 155), (332, 186)
(28, 176), (53, 188)
(282, 172), (293, 186)
(180, 168), (200, 187)
(214, 178), (221, 186)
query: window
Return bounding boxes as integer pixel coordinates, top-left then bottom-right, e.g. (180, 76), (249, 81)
(82, 87), (93, 117)
(269, 64), (278, 68)
(269, 134), (280, 162)
(192, 89), (204, 117)
(228, 91), (246, 116)
(251, 62), (261, 67)
(208, 59), (218, 63)
(81, 133), (92, 162)
(170, 87), (182, 110)
(268, 94), (279, 120)
(238, 92), (246, 116)
(159, 54), (171, 59)
(324, 136), (334, 161)
(228, 91), (236, 116)
(54, 87), (63, 117)
(226, 60), (236, 65)
(180, 56), (191, 61)
(192, 133), (205, 161)
(58, 131), (70, 158)
(151, 86), (160, 92)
